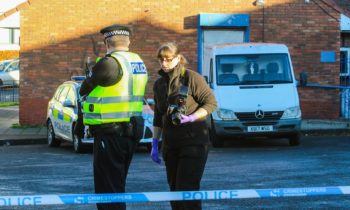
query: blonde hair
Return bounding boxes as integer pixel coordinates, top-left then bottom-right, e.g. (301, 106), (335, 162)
(157, 42), (187, 65)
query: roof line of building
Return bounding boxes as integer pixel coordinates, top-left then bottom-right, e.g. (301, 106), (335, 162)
(0, 0), (349, 25)
(319, 0), (350, 17)
(0, 0), (33, 22)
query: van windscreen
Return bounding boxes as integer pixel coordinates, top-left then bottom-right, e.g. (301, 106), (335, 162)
(215, 54), (293, 85)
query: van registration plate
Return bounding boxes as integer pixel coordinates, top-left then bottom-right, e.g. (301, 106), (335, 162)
(247, 125), (273, 132)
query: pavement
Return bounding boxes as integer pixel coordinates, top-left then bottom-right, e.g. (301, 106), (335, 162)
(0, 106), (46, 146)
(0, 105), (349, 146)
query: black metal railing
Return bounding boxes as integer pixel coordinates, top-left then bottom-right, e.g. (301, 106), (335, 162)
(0, 82), (19, 103)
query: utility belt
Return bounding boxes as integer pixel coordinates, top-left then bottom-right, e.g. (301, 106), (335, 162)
(89, 116), (144, 140)
(89, 122), (126, 137)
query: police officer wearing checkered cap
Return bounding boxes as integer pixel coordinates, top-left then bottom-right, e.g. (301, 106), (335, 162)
(80, 24), (148, 210)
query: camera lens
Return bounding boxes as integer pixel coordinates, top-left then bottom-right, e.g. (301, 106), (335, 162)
(171, 112), (182, 125)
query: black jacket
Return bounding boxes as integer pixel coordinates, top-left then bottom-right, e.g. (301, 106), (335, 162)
(153, 64), (217, 147)
(79, 54), (123, 97)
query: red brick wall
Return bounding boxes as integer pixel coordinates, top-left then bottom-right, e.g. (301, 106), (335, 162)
(334, 0), (350, 10)
(19, 0), (341, 125)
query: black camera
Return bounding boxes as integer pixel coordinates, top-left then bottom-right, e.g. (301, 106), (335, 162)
(168, 86), (189, 125)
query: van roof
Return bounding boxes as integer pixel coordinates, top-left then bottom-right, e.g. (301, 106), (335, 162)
(206, 42), (286, 49)
(205, 43), (289, 55)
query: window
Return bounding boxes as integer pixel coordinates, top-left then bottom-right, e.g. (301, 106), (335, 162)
(0, 60), (11, 72)
(53, 86), (64, 101)
(216, 54), (293, 85)
(0, 28), (10, 44)
(13, 29), (20, 44)
(209, 59), (213, 84)
(4, 60), (19, 72)
(0, 28), (20, 44)
(340, 50), (349, 76)
(66, 87), (77, 106)
(58, 86), (70, 104)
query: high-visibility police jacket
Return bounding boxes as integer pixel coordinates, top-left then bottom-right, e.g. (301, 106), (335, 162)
(83, 51), (148, 125)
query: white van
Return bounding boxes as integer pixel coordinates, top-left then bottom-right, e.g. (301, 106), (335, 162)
(202, 43), (301, 147)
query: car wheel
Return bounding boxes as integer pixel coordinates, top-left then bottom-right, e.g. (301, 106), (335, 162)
(47, 120), (60, 147)
(209, 119), (224, 148)
(72, 124), (85, 153)
(73, 133), (85, 153)
(288, 133), (301, 146)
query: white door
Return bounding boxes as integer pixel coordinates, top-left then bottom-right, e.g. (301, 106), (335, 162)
(202, 29), (245, 71)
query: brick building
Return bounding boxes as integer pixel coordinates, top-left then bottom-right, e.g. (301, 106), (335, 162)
(335, 0), (350, 9)
(13, 0), (349, 125)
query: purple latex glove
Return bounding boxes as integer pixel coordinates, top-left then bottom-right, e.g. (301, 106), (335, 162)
(180, 114), (197, 124)
(151, 138), (161, 164)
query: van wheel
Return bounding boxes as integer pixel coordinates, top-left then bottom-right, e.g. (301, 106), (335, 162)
(209, 120), (224, 148)
(47, 120), (60, 147)
(288, 133), (300, 146)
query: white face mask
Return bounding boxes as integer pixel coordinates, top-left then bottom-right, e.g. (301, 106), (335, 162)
(159, 55), (180, 72)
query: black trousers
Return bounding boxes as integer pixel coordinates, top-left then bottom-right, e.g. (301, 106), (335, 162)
(92, 125), (137, 210)
(163, 144), (209, 210)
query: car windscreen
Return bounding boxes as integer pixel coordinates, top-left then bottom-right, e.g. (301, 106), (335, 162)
(76, 85), (86, 101)
(0, 61), (11, 72)
(216, 53), (293, 86)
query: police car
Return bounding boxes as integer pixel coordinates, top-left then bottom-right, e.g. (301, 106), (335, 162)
(46, 76), (157, 153)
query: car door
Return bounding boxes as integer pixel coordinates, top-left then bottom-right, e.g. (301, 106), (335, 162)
(48, 85), (64, 136)
(60, 86), (77, 141)
(53, 85), (70, 138)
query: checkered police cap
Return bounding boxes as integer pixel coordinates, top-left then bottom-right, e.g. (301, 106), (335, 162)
(100, 24), (133, 39)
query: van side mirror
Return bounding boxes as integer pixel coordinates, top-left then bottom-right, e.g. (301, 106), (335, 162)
(203, 76), (209, 84)
(203, 75), (214, 88)
(299, 72), (308, 87)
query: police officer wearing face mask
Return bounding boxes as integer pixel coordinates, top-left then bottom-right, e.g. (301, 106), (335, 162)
(151, 42), (217, 210)
(79, 24), (148, 210)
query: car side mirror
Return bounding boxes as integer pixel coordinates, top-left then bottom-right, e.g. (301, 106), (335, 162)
(63, 99), (76, 108)
(299, 71), (308, 87)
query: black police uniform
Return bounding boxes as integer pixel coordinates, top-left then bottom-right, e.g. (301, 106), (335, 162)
(79, 25), (137, 210)
(153, 64), (217, 210)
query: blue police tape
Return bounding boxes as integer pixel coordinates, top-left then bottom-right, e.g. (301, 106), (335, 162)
(1, 186), (350, 206)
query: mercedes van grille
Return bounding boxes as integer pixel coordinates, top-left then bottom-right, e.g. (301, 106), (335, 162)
(235, 111), (283, 121)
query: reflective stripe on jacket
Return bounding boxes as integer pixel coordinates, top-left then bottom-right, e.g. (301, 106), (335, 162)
(83, 52), (148, 125)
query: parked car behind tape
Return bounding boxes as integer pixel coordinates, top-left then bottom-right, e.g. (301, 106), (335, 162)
(0, 59), (20, 86)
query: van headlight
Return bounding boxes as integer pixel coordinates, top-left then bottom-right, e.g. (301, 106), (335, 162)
(216, 109), (238, 120)
(281, 106), (301, 119)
